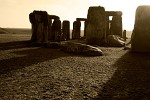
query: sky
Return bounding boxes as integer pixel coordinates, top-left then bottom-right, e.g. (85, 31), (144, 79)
(0, 0), (150, 30)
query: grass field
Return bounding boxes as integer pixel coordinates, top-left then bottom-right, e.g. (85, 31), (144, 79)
(0, 28), (150, 99)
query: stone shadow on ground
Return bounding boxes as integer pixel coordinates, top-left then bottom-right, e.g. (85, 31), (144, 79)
(95, 51), (150, 99)
(0, 40), (31, 50)
(0, 41), (74, 75)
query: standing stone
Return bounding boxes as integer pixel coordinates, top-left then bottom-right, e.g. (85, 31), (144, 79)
(29, 12), (37, 42)
(62, 20), (70, 40)
(48, 16), (52, 40)
(84, 21), (87, 38)
(123, 30), (126, 41)
(110, 15), (122, 37)
(131, 6), (150, 52)
(29, 11), (48, 43)
(106, 15), (110, 36)
(52, 19), (61, 42)
(85, 6), (106, 45)
(72, 21), (81, 39)
(49, 15), (60, 41)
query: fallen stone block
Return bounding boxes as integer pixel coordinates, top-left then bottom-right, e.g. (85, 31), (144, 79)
(60, 41), (103, 56)
(107, 35), (125, 47)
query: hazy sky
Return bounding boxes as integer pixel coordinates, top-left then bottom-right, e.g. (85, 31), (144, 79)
(0, 0), (150, 30)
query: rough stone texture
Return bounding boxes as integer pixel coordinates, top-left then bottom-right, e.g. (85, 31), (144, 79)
(85, 6), (106, 45)
(84, 21), (87, 38)
(123, 30), (126, 41)
(29, 12), (37, 42)
(72, 21), (81, 39)
(106, 11), (122, 16)
(110, 15), (122, 37)
(107, 35), (125, 47)
(49, 15), (60, 20)
(106, 15), (110, 37)
(131, 6), (150, 52)
(76, 18), (87, 21)
(29, 11), (48, 43)
(48, 15), (60, 41)
(60, 41), (103, 56)
(48, 16), (53, 40)
(62, 20), (70, 40)
(76, 18), (87, 38)
(52, 19), (61, 42)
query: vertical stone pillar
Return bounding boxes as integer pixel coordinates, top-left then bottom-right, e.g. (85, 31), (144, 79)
(29, 12), (37, 42)
(84, 21), (87, 38)
(29, 11), (48, 44)
(48, 16), (52, 40)
(85, 6), (106, 45)
(123, 30), (126, 41)
(131, 6), (150, 52)
(72, 21), (81, 39)
(106, 15), (110, 36)
(52, 18), (61, 42)
(62, 20), (70, 40)
(110, 15), (122, 37)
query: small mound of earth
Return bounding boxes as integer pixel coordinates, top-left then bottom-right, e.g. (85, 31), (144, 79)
(0, 27), (10, 34)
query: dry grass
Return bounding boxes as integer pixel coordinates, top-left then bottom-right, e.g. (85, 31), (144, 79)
(0, 29), (150, 100)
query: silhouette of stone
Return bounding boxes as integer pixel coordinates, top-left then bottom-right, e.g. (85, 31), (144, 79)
(29, 12), (37, 42)
(105, 15), (110, 37)
(47, 15), (60, 41)
(48, 15), (52, 40)
(62, 20), (70, 40)
(131, 6), (150, 52)
(29, 10), (48, 43)
(52, 18), (61, 42)
(60, 41), (103, 56)
(72, 21), (81, 39)
(76, 18), (87, 38)
(107, 35), (125, 47)
(85, 6), (106, 45)
(123, 30), (126, 41)
(49, 15), (59, 20)
(106, 11), (122, 16)
(110, 15), (122, 37)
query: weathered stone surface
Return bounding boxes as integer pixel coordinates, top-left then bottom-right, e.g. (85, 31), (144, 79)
(110, 15), (122, 37)
(123, 30), (126, 41)
(76, 18), (87, 21)
(131, 6), (150, 52)
(85, 6), (106, 45)
(29, 10), (48, 43)
(107, 35), (125, 47)
(60, 41), (103, 56)
(106, 11), (122, 16)
(106, 15), (110, 36)
(44, 42), (60, 48)
(48, 16), (53, 40)
(52, 19), (61, 42)
(49, 15), (60, 20)
(72, 21), (81, 39)
(62, 20), (70, 40)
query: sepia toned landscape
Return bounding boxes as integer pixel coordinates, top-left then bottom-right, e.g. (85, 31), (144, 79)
(0, 27), (150, 99)
(1, 0), (150, 99)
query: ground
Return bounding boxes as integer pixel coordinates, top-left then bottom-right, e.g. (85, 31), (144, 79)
(0, 28), (150, 100)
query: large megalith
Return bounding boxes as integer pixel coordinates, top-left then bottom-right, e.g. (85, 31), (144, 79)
(131, 6), (150, 52)
(48, 15), (60, 41)
(51, 18), (61, 42)
(85, 6), (106, 45)
(29, 10), (48, 43)
(72, 21), (81, 39)
(110, 15), (122, 37)
(62, 20), (70, 40)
